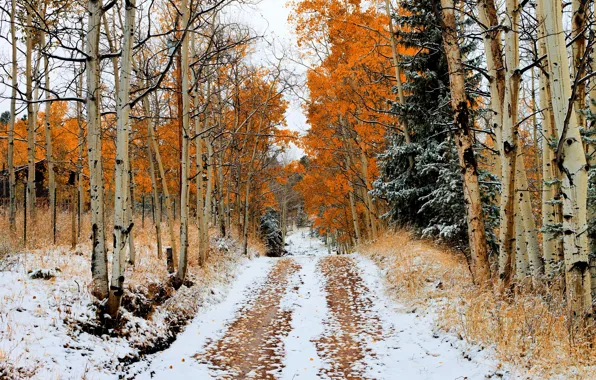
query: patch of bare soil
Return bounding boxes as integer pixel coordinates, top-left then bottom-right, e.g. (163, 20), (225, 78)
(315, 256), (386, 379)
(195, 258), (301, 379)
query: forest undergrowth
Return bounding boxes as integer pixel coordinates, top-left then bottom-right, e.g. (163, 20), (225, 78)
(0, 207), (265, 378)
(360, 230), (596, 379)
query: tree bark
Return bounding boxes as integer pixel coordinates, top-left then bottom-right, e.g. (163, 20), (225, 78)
(539, 54), (563, 276)
(127, 163), (136, 264)
(383, 0), (414, 169)
(495, 0), (522, 285)
(194, 82), (206, 266)
(107, 0), (136, 320)
(144, 94), (163, 259)
(25, 2), (36, 221)
(8, 0), (17, 232)
(175, 0), (191, 287)
(438, 0), (491, 284)
(86, 0), (109, 301)
(347, 150), (361, 245)
(71, 177), (77, 249)
(514, 197), (529, 279)
(539, 0), (592, 316)
(359, 150), (377, 241)
(42, 30), (56, 244)
(515, 151), (542, 277)
(76, 63), (84, 239)
(571, 0), (588, 131)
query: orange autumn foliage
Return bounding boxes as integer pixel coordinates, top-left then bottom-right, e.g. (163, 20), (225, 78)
(290, 0), (411, 241)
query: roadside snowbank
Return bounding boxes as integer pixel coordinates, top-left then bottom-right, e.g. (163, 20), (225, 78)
(0, 236), (254, 379)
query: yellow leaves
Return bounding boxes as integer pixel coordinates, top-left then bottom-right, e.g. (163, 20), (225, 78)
(290, 0), (406, 237)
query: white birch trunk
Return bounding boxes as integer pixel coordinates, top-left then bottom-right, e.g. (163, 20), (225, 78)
(175, 0), (191, 286)
(25, 5), (36, 222)
(347, 149), (361, 245)
(149, 96), (178, 264)
(86, 0), (108, 301)
(540, 0), (592, 315)
(146, 110), (163, 259)
(494, 0), (522, 285)
(383, 0), (413, 168)
(514, 198), (529, 279)
(195, 84), (206, 266)
(77, 63), (84, 238)
(571, 0), (587, 131)
(205, 138), (214, 254)
(360, 150), (377, 241)
(8, 0), (17, 231)
(515, 151), (542, 276)
(537, 1), (563, 276)
(127, 166), (136, 264)
(107, 0), (136, 319)
(42, 31), (56, 244)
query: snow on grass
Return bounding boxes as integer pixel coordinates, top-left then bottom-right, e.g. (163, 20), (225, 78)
(1, 226), (516, 379)
(0, 247), (104, 379)
(0, 234), (254, 379)
(353, 254), (507, 379)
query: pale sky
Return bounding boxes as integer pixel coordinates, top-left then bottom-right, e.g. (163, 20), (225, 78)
(238, 0), (308, 159)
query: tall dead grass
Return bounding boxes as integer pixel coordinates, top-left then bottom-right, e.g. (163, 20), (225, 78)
(359, 230), (596, 378)
(0, 206), (265, 293)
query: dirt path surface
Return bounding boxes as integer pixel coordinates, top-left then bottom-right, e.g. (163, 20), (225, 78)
(134, 230), (498, 380)
(314, 256), (387, 379)
(195, 258), (301, 379)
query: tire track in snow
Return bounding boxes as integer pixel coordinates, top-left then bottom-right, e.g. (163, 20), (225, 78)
(314, 255), (387, 380)
(194, 258), (301, 379)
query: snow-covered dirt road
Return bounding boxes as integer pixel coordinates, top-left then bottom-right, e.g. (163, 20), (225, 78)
(130, 231), (501, 379)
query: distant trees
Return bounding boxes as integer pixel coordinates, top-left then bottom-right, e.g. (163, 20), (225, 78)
(290, 0), (394, 247)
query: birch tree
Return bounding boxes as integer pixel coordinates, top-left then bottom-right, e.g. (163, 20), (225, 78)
(383, 0), (413, 169)
(107, 0), (137, 320)
(539, 0), (592, 316)
(538, 44), (563, 275)
(25, 0), (36, 222)
(87, 0), (109, 301)
(8, 0), (17, 231)
(42, 28), (56, 243)
(175, 0), (191, 287)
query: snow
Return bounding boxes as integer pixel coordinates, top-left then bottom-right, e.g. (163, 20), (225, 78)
(279, 256), (328, 379)
(0, 238), (251, 379)
(132, 229), (508, 379)
(353, 254), (504, 379)
(284, 229), (329, 257)
(1, 229), (512, 379)
(129, 257), (276, 379)
(0, 250), (119, 379)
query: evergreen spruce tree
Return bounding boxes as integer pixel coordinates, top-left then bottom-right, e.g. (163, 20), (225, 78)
(373, 0), (494, 249)
(260, 207), (285, 257)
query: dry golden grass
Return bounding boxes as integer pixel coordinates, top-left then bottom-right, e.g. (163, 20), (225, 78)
(0, 206), (264, 295)
(359, 229), (596, 379)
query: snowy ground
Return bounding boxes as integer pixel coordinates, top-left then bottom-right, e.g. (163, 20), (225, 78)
(0, 237), (251, 379)
(129, 229), (508, 380)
